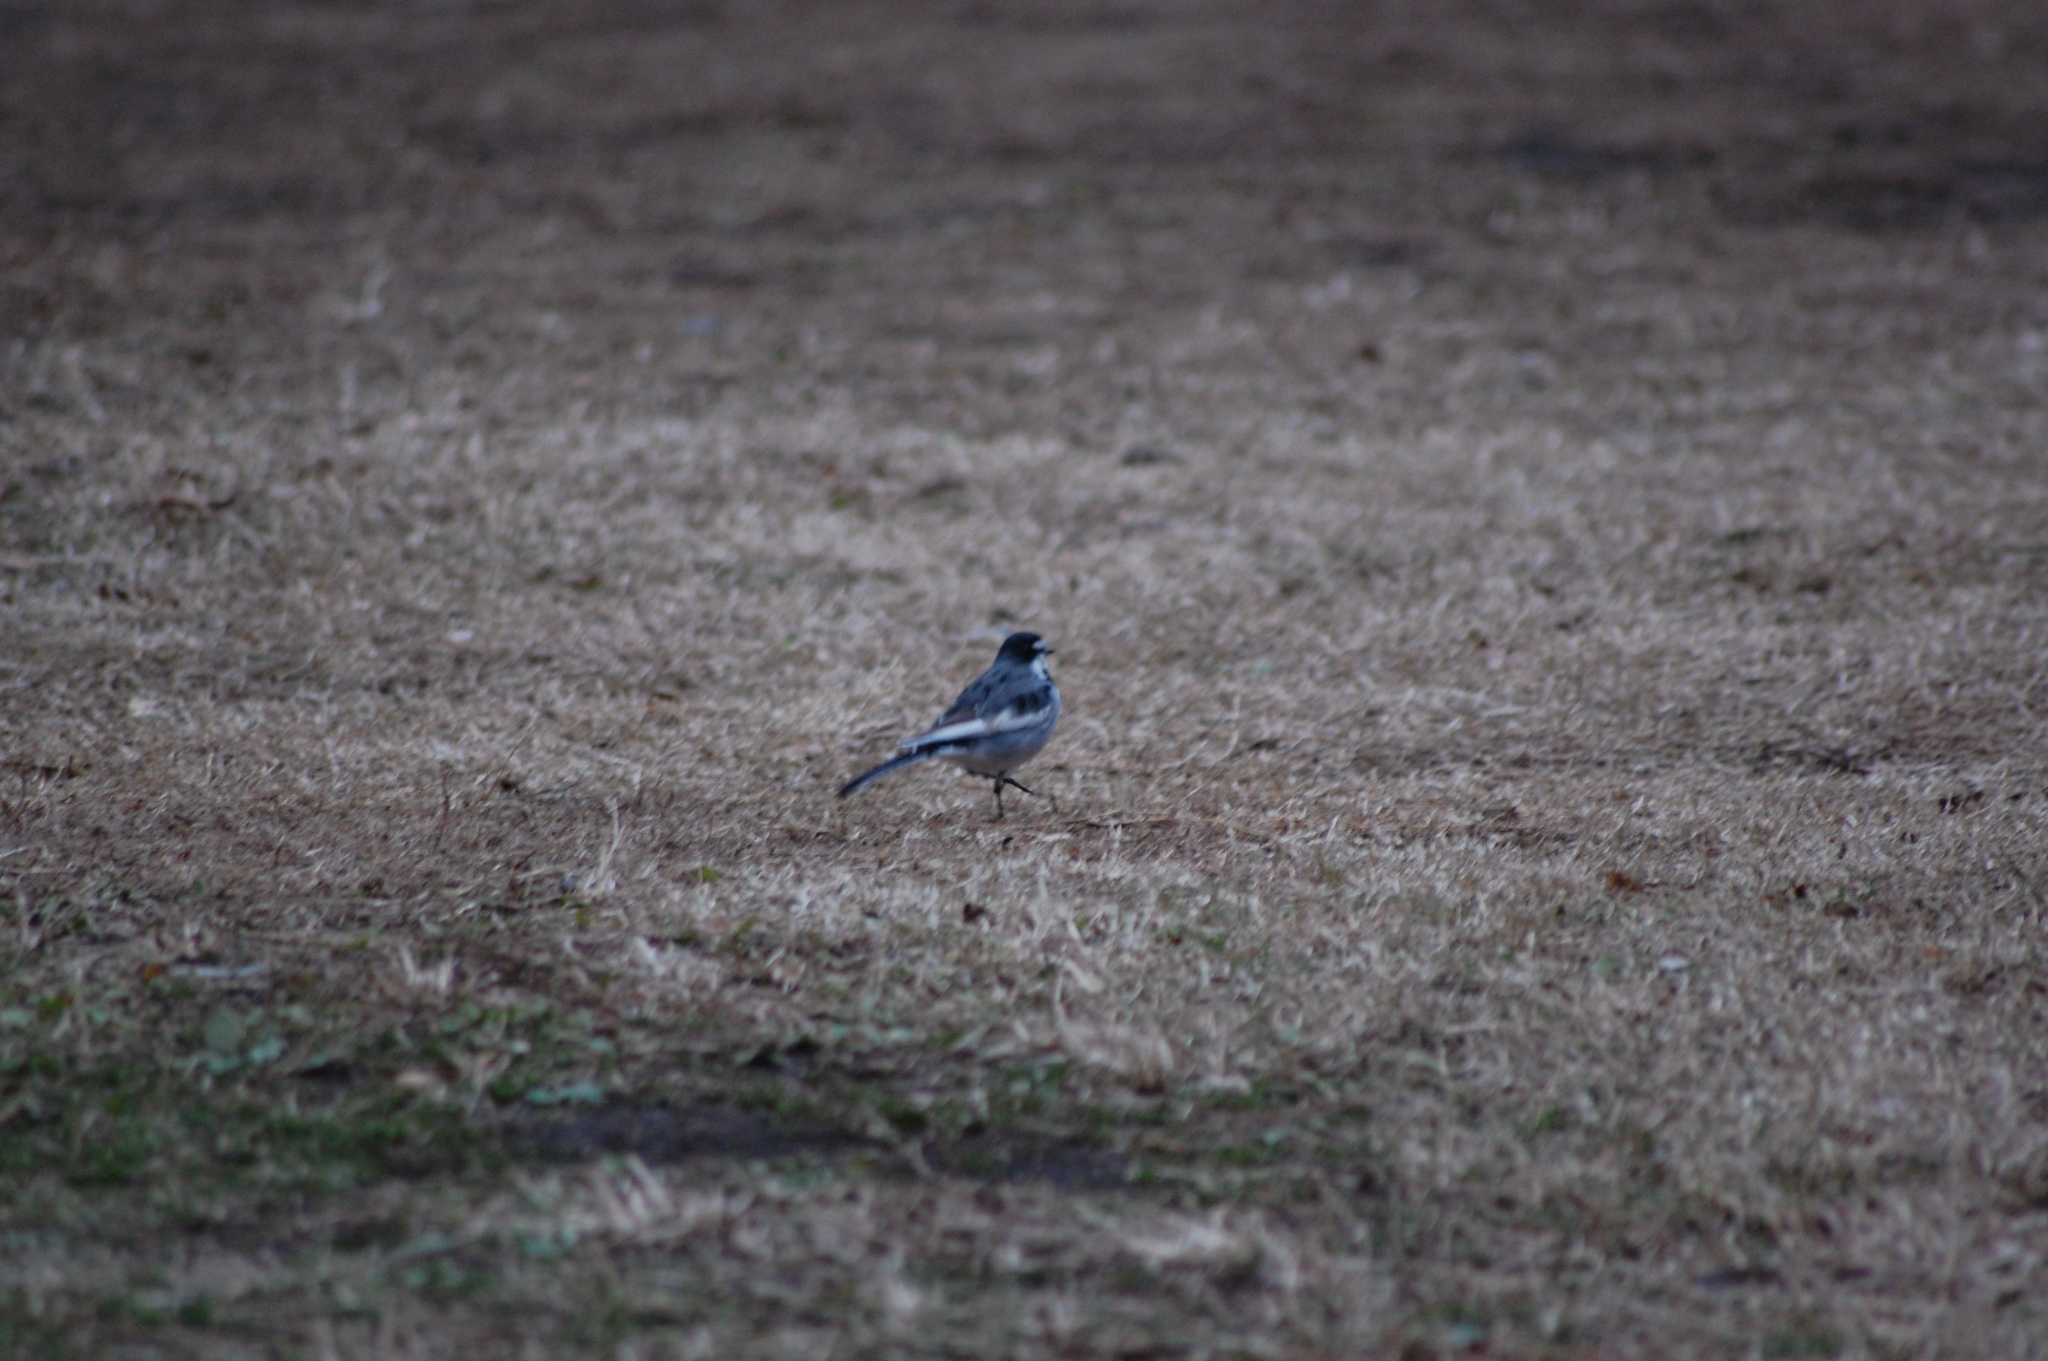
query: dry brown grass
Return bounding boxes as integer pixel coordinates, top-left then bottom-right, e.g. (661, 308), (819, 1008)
(5, 1), (2048, 1357)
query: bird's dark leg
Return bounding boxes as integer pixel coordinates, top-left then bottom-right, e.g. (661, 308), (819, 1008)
(991, 778), (1005, 821)
(997, 775), (1056, 814)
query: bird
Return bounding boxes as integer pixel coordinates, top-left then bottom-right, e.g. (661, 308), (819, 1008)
(838, 631), (1062, 819)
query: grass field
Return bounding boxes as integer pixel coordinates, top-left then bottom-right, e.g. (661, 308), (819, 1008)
(5, 1), (2047, 1356)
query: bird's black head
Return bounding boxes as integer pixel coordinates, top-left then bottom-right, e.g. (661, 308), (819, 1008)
(998, 631), (1050, 662)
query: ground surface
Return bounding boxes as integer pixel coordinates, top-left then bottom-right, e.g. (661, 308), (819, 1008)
(5, 1), (2048, 1357)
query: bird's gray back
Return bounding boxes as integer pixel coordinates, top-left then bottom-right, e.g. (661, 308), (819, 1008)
(941, 664), (1050, 726)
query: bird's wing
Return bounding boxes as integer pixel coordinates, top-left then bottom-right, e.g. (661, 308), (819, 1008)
(905, 669), (1055, 751)
(932, 670), (998, 730)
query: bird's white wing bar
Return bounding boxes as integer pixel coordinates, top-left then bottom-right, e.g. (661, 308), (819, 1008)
(904, 701), (1041, 752)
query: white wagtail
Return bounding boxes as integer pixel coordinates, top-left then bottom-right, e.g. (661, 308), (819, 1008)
(838, 631), (1061, 819)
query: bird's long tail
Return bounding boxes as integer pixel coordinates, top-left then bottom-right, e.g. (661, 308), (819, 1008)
(837, 749), (937, 799)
